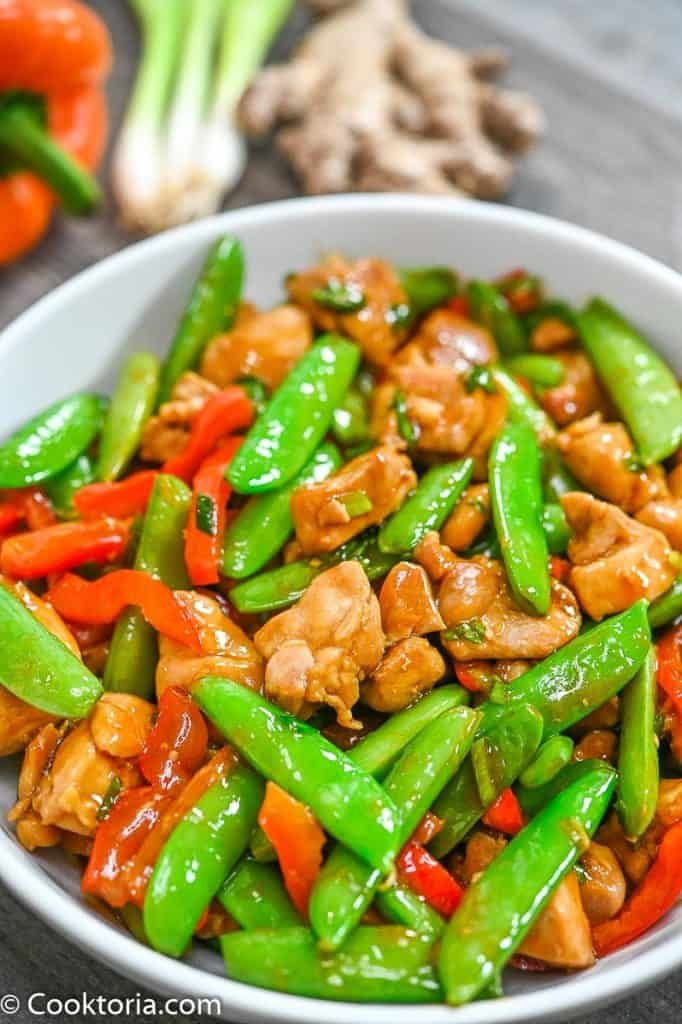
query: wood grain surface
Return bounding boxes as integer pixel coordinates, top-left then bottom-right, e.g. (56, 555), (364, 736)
(1, 1), (681, 1020)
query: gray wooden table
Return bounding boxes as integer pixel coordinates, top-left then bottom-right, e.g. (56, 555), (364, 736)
(1, 1), (681, 1020)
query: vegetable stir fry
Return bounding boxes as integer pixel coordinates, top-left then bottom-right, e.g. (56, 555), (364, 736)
(1, 238), (682, 1005)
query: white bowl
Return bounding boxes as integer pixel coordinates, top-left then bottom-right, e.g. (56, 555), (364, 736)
(1, 195), (681, 1024)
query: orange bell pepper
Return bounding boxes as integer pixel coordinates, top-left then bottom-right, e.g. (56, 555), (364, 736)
(162, 388), (254, 483)
(0, 517), (129, 579)
(138, 687), (209, 795)
(259, 782), (326, 918)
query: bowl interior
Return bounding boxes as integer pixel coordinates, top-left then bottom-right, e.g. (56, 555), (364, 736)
(1, 195), (681, 1024)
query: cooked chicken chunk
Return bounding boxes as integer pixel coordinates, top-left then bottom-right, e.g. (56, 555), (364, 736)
(530, 316), (576, 352)
(539, 351), (607, 426)
(656, 779), (682, 826)
(669, 462), (682, 499)
(596, 811), (663, 886)
(573, 729), (617, 764)
(141, 371), (219, 463)
(90, 693), (154, 758)
(408, 308), (498, 374)
(636, 498), (682, 551)
(379, 562), (444, 642)
(579, 841), (626, 925)
(254, 561), (385, 728)
(439, 556), (581, 660)
(519, 873), (594, 968)
(562, 492), (675, 620)
(459, 830), (507, 884)
(200, 305), (312, 390)
(361, 636), (445, 712)
(413, 530), (460, 582)
(286, 254), (409, 366)
(291, 445), (416, 555)
(156, 590), (263, 698)
(440, 483), (490, 551)
(557, 414), (667, 513)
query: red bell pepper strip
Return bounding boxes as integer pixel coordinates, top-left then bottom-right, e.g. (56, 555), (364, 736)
(138, 686), (209, 795)
(162, 388), (253, 483)
(0, 516), (129, 579)
(549, 555), (571, 583)
(447, 295), (471, 317)
(455, 663), (487, 694)
(185, 438), (241, 587)
(482, 787), (525, 835)
(22, 488), (57, 530)
(593, 822), (682, 957)
(48, 569), (201, 650)
(82, 787), (169, 908)
(258, 782), (326, 918)
(74, 470), (159, 519)
(658, 625), (682, 719)
(497, 268), (542, 315)
(0, 498), (24, 536)
(397, 841), (464, 917)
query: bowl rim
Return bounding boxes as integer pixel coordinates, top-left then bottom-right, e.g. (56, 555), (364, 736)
(1, 193), (681, 1024)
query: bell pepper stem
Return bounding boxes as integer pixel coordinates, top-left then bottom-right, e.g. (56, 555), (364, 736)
(0, 105), (101, 214)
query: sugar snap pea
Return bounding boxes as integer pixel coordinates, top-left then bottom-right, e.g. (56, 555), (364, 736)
(378, 459), (474, 555)
(44, 452), (96, 519)
(648, 576), (682, 630)
(491, 366), (555, 441)
(331, 388), (371, 447)
(228, 335), (360, 494)
(516, 758), (606, 819)
(376, 886), (445, 939)
(542, 446), (581, 503)
(97, 351), (160, 481)
(467, 281), (527, 356)
(519, 734), (574, 789)
(617, 645), (659, 840)
(158, 235), (244, 404)
(399, 266), (458, 316)
(218, 860), (301, 931)
(504, 353), (565, 388)
(541, 502), (572, 554)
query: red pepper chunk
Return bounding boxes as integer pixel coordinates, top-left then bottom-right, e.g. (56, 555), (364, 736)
(259, 782), (325, 918)
(0, 516), (129, 579)
(549, 555), (571, 583)
(455, 663), (487, 694)
(397, 841), (463, 917)
(163, 388), (253, 483)
(593, 822), (682, 957)
(658, 625), (682, 719)
(185, 438), (241, 587)
(139, 687), (209, 795)
(0, 499), (24, 536)
(48, 570), (201, 650)
(447, 295), (471, 317)
(82, 787), (169, 908)
(74, 470), (158, 519)
(482, 788), (525, 835)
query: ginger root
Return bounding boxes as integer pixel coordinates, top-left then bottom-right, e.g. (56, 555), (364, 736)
(239, 0), (543, 198)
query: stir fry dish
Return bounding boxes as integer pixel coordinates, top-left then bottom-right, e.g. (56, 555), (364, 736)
(2, 237), (682, 1006)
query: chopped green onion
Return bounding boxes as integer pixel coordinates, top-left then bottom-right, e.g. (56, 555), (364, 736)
(339, 491), (373, 518)
(312, 280), (366, 313)
(196, 493), (218, 535)
(443, 619), (487, 645)
(97, 776), (122, 821)
(392, 389), (419, 449)
(466, 365), (497, 394)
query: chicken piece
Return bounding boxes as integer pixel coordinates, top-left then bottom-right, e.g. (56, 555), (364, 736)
(669, 462), (682, 499)
(361, 636), (445, 712)
(254, 561), (385, 728)
(409, 308), (498, 373)
(156, 590), (263, 699)
(440, 483), (490, 551)
(459, 830), (507, 883)
(379, 562), (444, 641)
(656, 779), (682, 827)
(637, 498), (682, 551)
(286, 254), (409, 366)
(530, 316), (576, 352)
(596, 811), (664, 886)
(557, 414), (668, 513)
(563, 492), (675, 621)
(15, 811), (62, 852)
(291, 445), (416, 555)
(439, 557), (581, 660)
(495, 659), (533, 682)
(573, 729), (618, 764)
(579, 841), (627, 926)
(140, 371), (219, 463)
(90, 694), (154, 759)
(539, 351), (607, 427)
(519, 873), (594, 969)
(570, 696), (620, 737)
(413, 530), (459, 581)
(200, 305), (312, 390)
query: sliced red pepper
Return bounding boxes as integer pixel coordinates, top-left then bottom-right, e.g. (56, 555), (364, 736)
(48, 569), (201, 650)
(447, 295), (471, 317)
(482, 787), (525, 835)
(23, 489), (57, 530)
(74, 470), (158, 519)
(549, 555), (571, 582)
(497, 268), (543, 314)
(0, 516), (129, 579)
(658, 625), (682, 719)
(162, 388), (253, 483)
(411, 811), (445, 846)
(185, 438), (241, 587)
(138, 686), (209, 795)
(82, 786), (169, 908)
(397, 840), (463, 917)
(0, 498), (24, 536)
(593, 822), (682, 956)
(259, 782), (326, 918)
(455, 663), (487, 694)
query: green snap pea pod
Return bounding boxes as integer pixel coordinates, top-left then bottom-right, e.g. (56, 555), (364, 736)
(541, 502), (572, 554)
(467, 281), (527, 356)
(331, 388), (371, 447)
(309, 706), (480, 950)
(399, 266), (458, 316)
(104, 474), (191, 698)
(489, 421), (550, 616)
(617, 645), (659, 840)
(194, 678), (401, 874)
(97, 351), (160, 481)
(0, 392), (104, 488)
(439, 764), (617, 1005)
(491, 365), (555, 441)
(648, 576), (682, 629)
(222, 442), (342, 579)
(0, 583), (101, 717)
(378, 459), (474, 555)
(482, 600), (651, 738)
(430, 704), (543, 857)
(228, 335), (360, 494)
(577, 297), (682, 464)
(222, 925), (442, 1003)
(144, 760), (263, 957)
(519, 735), (574, 789)
(158, 235), (244, 404)
(542, 446), (581, 503)
(376, 887), (445, 939)
(516, 758), (606, 818)
(504, 353), (565, 388)
(236, 376), (269, 414)
(44, 452), (96, 519)
(218, 860), (301, 930)
(119, 904), (148, 946)
(249, 824), (277, 863)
